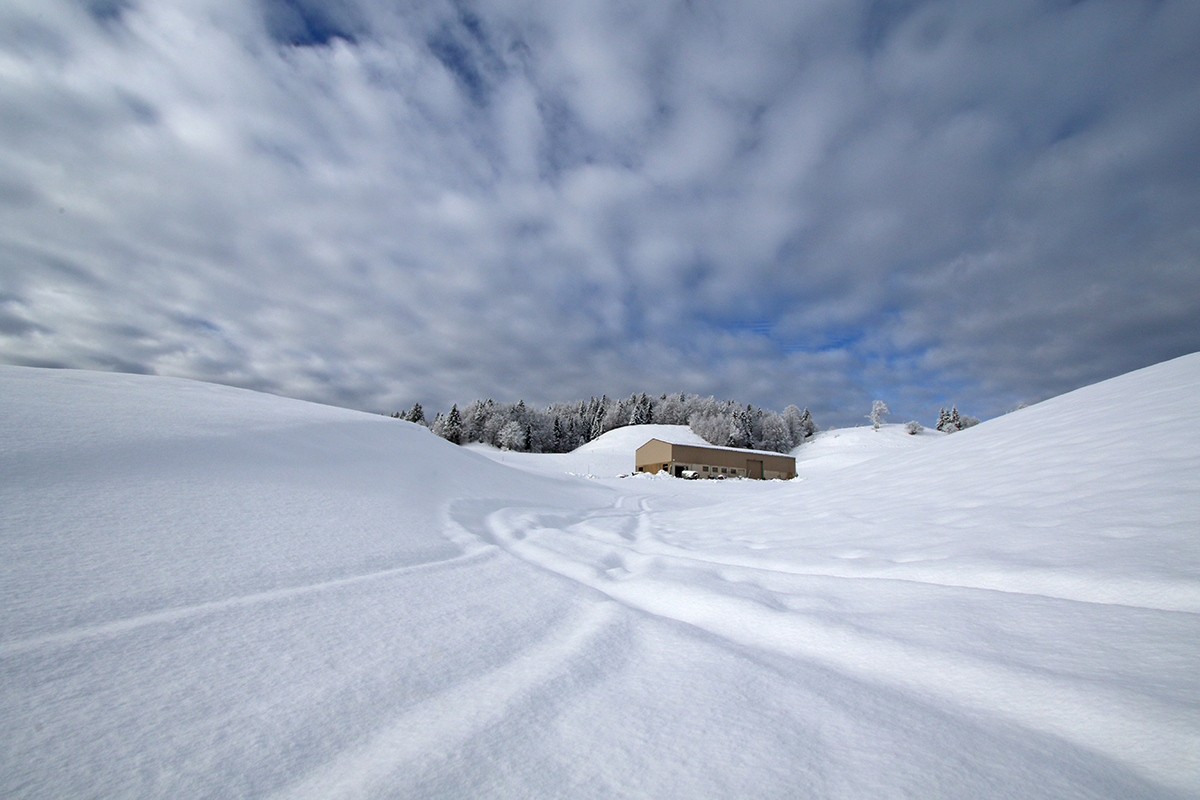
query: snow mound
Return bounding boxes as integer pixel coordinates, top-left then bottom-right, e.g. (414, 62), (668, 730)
(576, 423), (709, 453)
(468, 424), (710, 478)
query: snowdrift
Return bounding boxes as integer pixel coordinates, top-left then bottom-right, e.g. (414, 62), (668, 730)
(2, 356), (1198, 799)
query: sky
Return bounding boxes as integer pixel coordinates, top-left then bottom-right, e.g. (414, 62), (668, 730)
(1, 0), (1197, 426)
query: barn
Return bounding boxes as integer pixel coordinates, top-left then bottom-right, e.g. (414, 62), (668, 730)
(635, 438), (796, 480)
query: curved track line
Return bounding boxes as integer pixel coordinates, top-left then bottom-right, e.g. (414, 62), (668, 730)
(523, 501), (1200, 614)
(0, 548), (495, 657)
(269, 601), (618, 800)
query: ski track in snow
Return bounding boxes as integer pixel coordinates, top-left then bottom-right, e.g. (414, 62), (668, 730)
(268, 602), (619, 800)
(569, 519), (1200, 614)
(0, 548), (496, 659)
(455, 497), (1200, 792)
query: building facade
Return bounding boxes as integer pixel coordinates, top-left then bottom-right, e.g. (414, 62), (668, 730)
(635, 439), (796, 480)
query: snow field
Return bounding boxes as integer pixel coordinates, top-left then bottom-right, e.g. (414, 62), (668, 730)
(2, 356), (1199, 798)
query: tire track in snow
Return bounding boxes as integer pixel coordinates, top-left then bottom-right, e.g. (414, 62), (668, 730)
(479, 503), (1200, 795)
(0, 548), (496, 657)
(268, 600), (619, 800)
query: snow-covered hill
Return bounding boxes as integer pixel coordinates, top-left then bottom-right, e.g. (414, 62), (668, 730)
(793, 420), (945, 474)
(2, 356), (1198, 799)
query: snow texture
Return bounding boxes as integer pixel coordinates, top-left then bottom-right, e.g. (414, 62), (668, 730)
(2, 355), (1199, 799)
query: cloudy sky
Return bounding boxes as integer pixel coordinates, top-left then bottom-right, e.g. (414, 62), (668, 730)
(2, 0), (1197, 425)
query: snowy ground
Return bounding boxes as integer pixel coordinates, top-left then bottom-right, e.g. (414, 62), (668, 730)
(792, 421), (946, 474)
(2, 356), (1198, 799)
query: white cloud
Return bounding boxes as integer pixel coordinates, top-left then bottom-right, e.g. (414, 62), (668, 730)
(1, 0), (1198, 425)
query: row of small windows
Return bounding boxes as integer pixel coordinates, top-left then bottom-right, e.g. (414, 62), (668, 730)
(680, 464), (742, 475)
(636, 460), (793, 480)
(636, 463), (763, 477)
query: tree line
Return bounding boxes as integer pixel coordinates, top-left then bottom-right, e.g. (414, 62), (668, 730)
(391, 393), (818, 454)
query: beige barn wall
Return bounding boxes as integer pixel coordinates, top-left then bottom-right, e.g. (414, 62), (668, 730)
(634, 439), (795, 479)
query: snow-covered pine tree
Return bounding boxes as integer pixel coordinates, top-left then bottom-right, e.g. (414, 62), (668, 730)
(628, 393), (645, 425)
(748, 405), (766, 449)
(588, 400), (606, 442)
(406, 402), (425, 425)
(783, 405), (816, 445)
(800, 408), (815, 438)
(442, 404), (462, 444)
(638, 393), (653, 424)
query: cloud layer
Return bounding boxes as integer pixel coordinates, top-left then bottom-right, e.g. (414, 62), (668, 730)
(2, 0), (1198, 424)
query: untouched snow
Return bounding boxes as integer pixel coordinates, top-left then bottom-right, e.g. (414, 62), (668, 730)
(3, 357), (1199, 799)
(793, 421), (946, 475)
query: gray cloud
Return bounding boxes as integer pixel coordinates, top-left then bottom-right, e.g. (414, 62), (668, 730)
(1, 0), (1197, 426)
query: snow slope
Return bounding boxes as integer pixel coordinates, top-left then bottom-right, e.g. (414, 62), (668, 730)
(793, 421), (945, 475)
(3, 357), (1199, 799)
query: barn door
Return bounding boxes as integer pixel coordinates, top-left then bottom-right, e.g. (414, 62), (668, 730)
(747, 459), (763, 479)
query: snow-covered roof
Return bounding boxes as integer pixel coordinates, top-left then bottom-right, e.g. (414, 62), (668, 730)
(639, 437), (794, 459)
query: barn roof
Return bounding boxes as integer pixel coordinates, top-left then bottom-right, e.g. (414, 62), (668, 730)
(638, 438), (794, 459)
